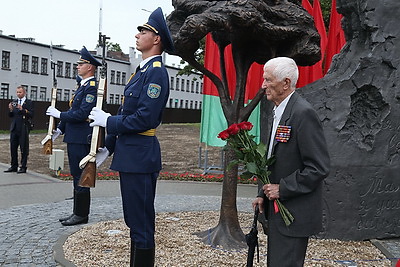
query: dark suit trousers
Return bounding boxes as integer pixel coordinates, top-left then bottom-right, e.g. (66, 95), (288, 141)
(267, 217), (309, 267)
(10, 130), (29, 169)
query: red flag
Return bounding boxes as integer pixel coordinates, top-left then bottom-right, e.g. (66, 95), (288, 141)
(297, 0), (314, 87)
(324, 0), (346, 74)
(203, 34), (262, 101)
(309, 0), (327, 81)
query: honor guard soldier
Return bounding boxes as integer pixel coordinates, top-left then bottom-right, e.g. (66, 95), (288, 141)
(46, 46), (101, 226)
(89, 7), (174, 266)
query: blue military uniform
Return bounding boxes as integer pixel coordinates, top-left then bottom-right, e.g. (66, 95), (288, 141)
(103, 7), (174, 266)
(57, 46), (101, 226)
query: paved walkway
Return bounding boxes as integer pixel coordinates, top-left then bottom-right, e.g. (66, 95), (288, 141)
(0, 161), (399, 266)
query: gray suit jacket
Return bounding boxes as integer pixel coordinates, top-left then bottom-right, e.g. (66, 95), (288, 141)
(264, 91), (330, 237)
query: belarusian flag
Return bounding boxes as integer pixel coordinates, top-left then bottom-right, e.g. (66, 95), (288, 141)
(200, 34), (263, 146)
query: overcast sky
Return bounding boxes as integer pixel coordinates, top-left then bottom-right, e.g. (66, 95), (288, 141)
(0, 0), (180, 64)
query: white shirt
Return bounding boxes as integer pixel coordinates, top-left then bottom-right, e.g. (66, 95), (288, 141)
(140, 55), (160, 68)
(80, 76), (95, 87)
(267, 91), (295, 158)
(18, 96), (26, 106)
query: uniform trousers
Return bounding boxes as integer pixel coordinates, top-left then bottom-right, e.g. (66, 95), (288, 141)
(119, 172), (158, 249)
(67, 143), (90, 193)
(267, 214), (309, 267)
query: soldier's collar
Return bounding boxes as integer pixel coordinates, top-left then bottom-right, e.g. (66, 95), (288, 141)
(80, 76), (95, 86)
(139, 55), (161, 69)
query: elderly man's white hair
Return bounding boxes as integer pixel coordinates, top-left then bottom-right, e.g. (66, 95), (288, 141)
(264, 57), (299, 89)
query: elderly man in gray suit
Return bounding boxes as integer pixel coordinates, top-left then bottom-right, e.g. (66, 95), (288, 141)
(252, 57), (330, 266)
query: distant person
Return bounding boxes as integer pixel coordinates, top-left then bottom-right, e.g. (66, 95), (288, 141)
(89, 7), (174, 266)
(252, 57), (330, 266)
(46, 47), (101, 226)
(4, 86), (34, 174)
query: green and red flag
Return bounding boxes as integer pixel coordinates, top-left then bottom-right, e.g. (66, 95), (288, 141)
(200, 34), (263, 146)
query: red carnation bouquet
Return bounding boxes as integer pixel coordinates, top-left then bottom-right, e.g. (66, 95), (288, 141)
(218, 121), (294, 226)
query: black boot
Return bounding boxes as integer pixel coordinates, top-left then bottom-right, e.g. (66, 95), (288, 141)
(62, 191), (90, 226)
(131, 245), (155, 267)
(59, 190), (76, 222)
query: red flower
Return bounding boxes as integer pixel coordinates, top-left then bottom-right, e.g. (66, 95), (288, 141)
(217, 129), (230, 140)
(238, 121), (253, 131)
(226, 123), (240, 136)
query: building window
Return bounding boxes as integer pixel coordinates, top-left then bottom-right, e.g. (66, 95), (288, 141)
(41, 58), (48, 75)
(181, 79), (185, 91)
(174, 99), (178, 108)
(190, 100), (193, 109)
(196, 82), (199, 94)
(185, 100), (189, 109)
(57, 61), (63, 77)
(21, 54), (29, 72)
(180, 99), (183, 108)
(170, 77), (175, 90)
(57, 89), (62, 100)
(195, 101), (198, 109)
(116, 71), (121, 85)
(186, 80), (190, 92)
(64, 89), (70, 101)
(72, 64), (78, 78)
(115, 94), (120, 104)
(0, 83), (9, 99)
(122, 72), (126, 85)
(31, 56), (39, 74)
(169, 98), (173, 107)
(191, 81), (195, 93)
(175, 77), (180, 91)
(2, 51), (10, 69)
(65, 62), (71, 78)
(40, 87), (47, 101)
(110, 70), (115, 84)
(30, 86), (38, 101)
(199, 101), (202, 109)
(109, 94), (114, 104)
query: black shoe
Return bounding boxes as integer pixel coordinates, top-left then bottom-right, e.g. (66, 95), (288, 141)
(17, 168), (27, 174)
(61, 215), (88, 226)
(59, 214), (74, 222)
(4, 167), (17, 173)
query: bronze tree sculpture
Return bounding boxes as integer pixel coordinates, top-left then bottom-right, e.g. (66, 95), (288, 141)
(167, 0), (320, 248)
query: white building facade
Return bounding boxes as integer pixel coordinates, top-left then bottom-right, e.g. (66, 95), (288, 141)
(0, 33), (203, 109)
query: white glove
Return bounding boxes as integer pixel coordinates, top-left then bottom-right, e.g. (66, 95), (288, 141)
(46, 106), (61, 119)
(52, 128), (62, 141)
(89, 107), (111, 127)
(96, 147), (109, 167)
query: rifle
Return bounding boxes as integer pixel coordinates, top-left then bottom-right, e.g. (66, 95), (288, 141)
(245, 205), (260, 267)
(41, 44), (57, 155)
(78, 33), (109, 188)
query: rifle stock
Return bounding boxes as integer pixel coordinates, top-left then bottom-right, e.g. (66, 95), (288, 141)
(78, 34), (108, 188)
(41, 65), (58, 154)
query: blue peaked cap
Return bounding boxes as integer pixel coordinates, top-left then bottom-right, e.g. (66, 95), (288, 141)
(137, 7), (175, 53)
(77, 46), (101, 67)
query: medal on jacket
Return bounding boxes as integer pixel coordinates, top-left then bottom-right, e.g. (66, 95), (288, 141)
(275, 125), (291, 142)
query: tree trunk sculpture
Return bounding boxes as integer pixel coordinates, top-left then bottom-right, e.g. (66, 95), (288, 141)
(167, 0), (321, 249)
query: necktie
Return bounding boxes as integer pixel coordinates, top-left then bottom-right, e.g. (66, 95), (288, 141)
(267, 109), (277, 158)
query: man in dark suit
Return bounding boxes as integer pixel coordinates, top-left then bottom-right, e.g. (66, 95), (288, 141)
(88, 7), (174, 266)
(46, 47), (100, 226)
(252, 57), (330, 266)
(4, 86), (34, 174)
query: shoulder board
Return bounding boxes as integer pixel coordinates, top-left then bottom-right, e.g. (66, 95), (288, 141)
(90, 81), (96, 86)
(153, 61), (162, 68)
